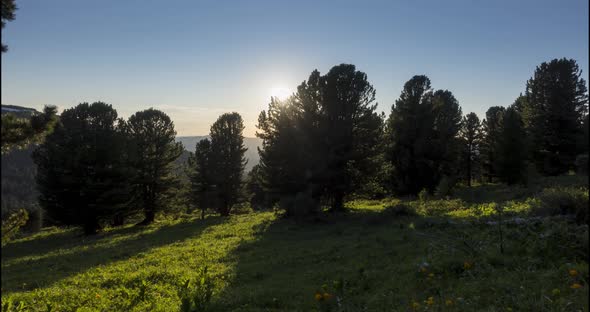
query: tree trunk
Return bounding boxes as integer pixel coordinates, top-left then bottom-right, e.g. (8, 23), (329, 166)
(467, 158), (472, 187)
(112, 215), (125, 226)
(330, 193), (344, 212)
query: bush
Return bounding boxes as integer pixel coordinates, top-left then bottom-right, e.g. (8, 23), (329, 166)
(435, 176), (458, 198)
(531, 187), (589, 224)
(1, 209), (29, 245)
(575, 154), (588, 175)
(382, 203), (417, 217)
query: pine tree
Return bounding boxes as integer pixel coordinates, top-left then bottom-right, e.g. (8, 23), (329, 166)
(481, 106), (505, 183)
(496, 107), (527, 184)
(123, 108), (183, 225)
(1, 105), (58, 154)
(523, 58), (588, 175)
(431, 90), (463, 185)
(257, 64), (383, 213)
(314, 64), (383, 211)
(209, 112), (247, 216)
(33, 102), (131, 235)
(459, 112), (482, 186)
(189, 138), (214, 219)
(256, 97), (308, 206)
(1, 0), (17, 53)
(386, 76), (462, 195)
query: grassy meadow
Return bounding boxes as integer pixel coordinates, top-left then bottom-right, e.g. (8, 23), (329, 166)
(1, 175), (588, 311)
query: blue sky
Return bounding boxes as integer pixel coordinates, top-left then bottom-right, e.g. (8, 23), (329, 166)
(1, 0), (588, 136)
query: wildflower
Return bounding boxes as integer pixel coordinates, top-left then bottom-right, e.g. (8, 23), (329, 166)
(570, 283), (583, 289)
(551, 288), (560, 296)
(314, 292), (323, 301)
(445, 299), (454, 306)
(428, 273), (435, 278)
(426, 296), (435, 306)
(411, 301), (420, 310)
(568, 269), (578, 277)
(463, 261), (472, 270)
(95, 293), (101, 299)
(323, 292), (332, 300)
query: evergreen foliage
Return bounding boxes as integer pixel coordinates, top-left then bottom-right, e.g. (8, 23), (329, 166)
(122, 108), (183, 225)
(33, 102), (131, 234)
(385, 75), (462, 195)
(1, 106), (58, 154)
(495, 107), (528, 184)
(523, 58), (588, 175)
(481, 106), (505, 183)
(257, 64), (383, 212)
(459, 112), (482, 186)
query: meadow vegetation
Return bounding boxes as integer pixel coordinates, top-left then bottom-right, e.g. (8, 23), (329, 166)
(2, 175), (587, 311)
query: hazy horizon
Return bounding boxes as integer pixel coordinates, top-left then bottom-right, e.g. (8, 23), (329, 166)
(1, 0), (588, 137)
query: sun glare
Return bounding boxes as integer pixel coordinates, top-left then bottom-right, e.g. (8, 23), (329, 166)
(269, 87), (292, 101)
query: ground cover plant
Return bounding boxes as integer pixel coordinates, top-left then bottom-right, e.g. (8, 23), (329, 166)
(1, 175), (587, 311)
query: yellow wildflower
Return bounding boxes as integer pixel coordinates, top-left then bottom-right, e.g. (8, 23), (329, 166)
(428, 273), (434, 278)
(570, 283), (583, 289)
(463, 261), (472, 270)
(95, 293), (101, 299)
(551, 288), (560, 296)
(426, 296), (435, 306)
(445, 299), (454, 306)
(314, 292), (323, 301)
(323, 292), (332, 300)
(568, 269), (578, 277)
(411, 301), (420, 310)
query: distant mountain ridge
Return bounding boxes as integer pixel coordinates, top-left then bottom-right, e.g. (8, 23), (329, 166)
(1, 105), (39, 117)
(176, 136), (262, 172)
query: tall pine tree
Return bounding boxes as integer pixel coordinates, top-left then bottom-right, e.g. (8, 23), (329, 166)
(459, 112), (482, 187)
(33, 102), (131, 234)
(523, 58), (588, 175)
(496, 107), (527, 184)
(123, 108), (183, 225)
(209, 112), (247, 216)
(386, 76), (462, 195)
(189, 138), (214, 219)
(481, 106), (505, 183)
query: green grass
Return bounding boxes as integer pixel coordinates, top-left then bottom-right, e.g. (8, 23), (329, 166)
(1, 176), (588, 311)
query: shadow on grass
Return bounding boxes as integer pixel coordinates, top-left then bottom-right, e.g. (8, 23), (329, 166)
(454, 174), (588, 204)
(1, 216), (226, 293)
(207, 209), (426, 311)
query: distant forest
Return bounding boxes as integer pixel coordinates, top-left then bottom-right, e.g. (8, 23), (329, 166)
(1, 58), (588, 235)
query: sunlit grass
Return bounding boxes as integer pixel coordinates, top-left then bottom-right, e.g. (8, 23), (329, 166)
(1, 175), (588, 311)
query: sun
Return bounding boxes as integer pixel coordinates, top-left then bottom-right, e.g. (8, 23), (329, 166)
(269, 86), (292, 101)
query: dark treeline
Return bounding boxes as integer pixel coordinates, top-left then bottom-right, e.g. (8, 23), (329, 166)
(24, 58), (588, 234)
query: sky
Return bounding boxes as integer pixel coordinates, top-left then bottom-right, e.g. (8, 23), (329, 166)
(1, 0), (588, 137)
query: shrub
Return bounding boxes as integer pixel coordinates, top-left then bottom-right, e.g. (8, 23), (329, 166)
(530, 187), (589, 224)
(435, 176), (458, 198)
(179, 267), (214, 312)
(382, 203), (417, 217)
(418, 189), (430, 202)
(1, 209), (29, 245)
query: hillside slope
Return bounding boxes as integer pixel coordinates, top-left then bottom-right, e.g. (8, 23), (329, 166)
(1, 176), (588, 311)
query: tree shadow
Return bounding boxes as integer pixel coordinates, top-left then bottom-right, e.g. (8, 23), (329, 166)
(208, 209), (426, 311)
(1, 216), (226, 293)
